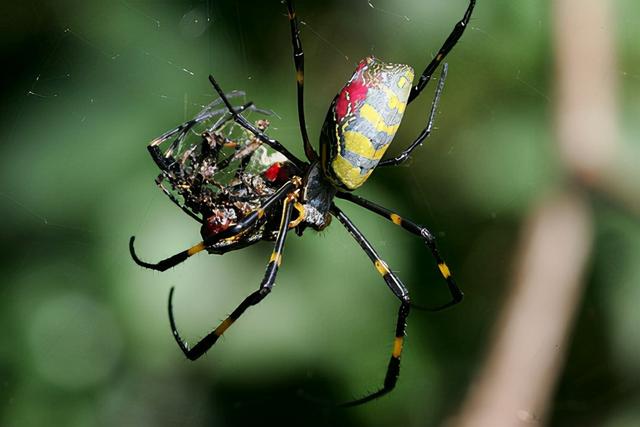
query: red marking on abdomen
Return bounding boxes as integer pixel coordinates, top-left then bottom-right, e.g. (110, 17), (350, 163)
(335, 58), (371, 121)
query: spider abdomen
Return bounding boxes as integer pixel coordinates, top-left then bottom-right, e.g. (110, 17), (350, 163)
(320, 56), (414, 190)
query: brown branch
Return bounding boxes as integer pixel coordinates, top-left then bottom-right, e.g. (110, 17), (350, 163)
(450, 0), (625, 425)
(451, 192), (592, 426)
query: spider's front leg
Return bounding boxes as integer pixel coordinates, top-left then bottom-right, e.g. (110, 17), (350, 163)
(408, 0), (475, 103)
(169, 193), (296, 360)
(208, 74), (307, 171)
(129, 179), (298, 272)
(284, 0), (318, 163)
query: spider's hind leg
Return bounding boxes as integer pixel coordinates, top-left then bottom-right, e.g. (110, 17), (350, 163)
(330, 204), (411, 407)
(336, 192), (462, 311)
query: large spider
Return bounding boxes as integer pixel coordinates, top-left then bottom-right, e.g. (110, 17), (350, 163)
(130, 0), (475, 406)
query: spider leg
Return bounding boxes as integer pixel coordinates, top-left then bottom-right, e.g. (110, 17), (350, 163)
(129, 179), (298, 272)
(379, 64), (447, 167)
(284, 0), (318, 163)
(330, 204), (411, 407)
(208, 74), (308, 171)
(169, 194), (296, 360)
(336, 192), (463, 311)
(407, 0), (475, 104)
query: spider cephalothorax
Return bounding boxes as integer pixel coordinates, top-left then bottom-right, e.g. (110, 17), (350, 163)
(130, 0), (475, 406)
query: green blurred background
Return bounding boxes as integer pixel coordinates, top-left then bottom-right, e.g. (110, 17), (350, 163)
(1, 0), (639, 426)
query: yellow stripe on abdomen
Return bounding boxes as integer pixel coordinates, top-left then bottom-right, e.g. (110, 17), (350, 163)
(331, 155), (373, 190)
(381, 85), (408, 114)
(359, 104), (400, 136)
(343, 131), (386, 160)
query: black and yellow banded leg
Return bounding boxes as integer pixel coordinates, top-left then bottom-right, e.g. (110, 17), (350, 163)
(129, 179), (299, 272)
(408, 0), (475, 103)
(284, 0), (318, 163)
(336, 192), (463, 311)
(330, 204), (411, 406)
(379, 64), (447, 167)
(341, 302), (410, 408)
(207, 74), (307, 172)
(168, 196), (295, 360)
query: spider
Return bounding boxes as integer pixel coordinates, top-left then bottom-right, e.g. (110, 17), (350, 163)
(130, 0), (475, 406)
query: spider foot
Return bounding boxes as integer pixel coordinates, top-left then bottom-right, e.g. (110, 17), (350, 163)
(410, 290), (463, 312)
(167, 287), (198, 360)
(129, 236), (193, 272)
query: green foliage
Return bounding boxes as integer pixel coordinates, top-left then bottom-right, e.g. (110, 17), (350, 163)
(1, 1), (638, 426)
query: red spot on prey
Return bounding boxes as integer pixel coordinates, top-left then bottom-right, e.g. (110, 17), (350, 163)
(263, 162), (294, 183)
(264, 163), (282, 181)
